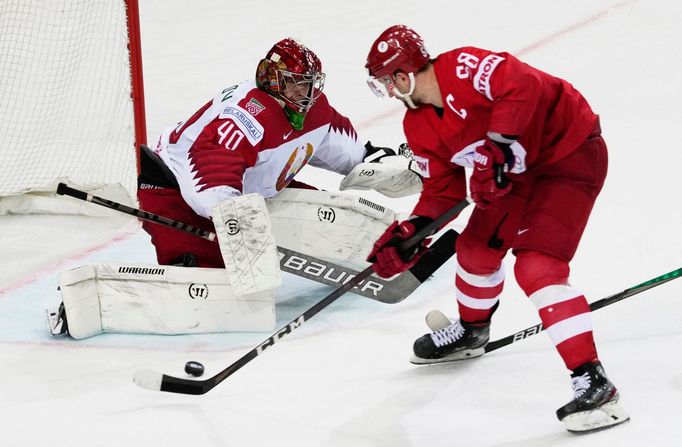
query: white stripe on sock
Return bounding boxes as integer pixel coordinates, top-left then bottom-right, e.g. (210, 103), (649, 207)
(456, 262), (505, 288)
(545, 313), (593, 345)
(529, 284), (581, 309)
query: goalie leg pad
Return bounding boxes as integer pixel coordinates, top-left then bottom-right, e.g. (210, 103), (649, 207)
(267, 189), (405, 269)
(57, 263), (276, 339)
(212, 193), (282, 296)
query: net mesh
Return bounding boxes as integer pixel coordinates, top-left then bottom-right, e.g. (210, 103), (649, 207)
(0, 0), (137, 203)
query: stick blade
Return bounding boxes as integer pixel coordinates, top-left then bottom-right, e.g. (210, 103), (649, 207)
(133, 369), (164, 391)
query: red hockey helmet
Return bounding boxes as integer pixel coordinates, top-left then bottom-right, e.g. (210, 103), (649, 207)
(256, 38), (325, 129)
(365, 25), (430, 98)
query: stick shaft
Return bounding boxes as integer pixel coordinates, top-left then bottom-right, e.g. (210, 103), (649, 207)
(152, 198), (472, 394)
(485, 267), (682, 352)
(57, 182), (215, 241)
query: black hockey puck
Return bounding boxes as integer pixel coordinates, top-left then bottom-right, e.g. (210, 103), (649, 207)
(184, 361), (205, 377)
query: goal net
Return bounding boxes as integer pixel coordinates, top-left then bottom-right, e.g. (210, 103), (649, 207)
(0, 0), (145, 215)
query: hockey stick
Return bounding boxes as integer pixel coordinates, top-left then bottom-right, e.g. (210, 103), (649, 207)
(484, 267), (682, 353)
(133, 197), (471, 395)
(56, 183), (456, 303)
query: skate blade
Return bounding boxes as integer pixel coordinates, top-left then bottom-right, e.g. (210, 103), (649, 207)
(45, 308), (66, 337)
(45, 307), (64, 336)
(410, 347), (485, 365)
(563, 400), (630, 434)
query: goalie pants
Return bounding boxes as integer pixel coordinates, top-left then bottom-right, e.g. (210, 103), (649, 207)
(455, 125), (607, 370)
(137, 181), (316, 268)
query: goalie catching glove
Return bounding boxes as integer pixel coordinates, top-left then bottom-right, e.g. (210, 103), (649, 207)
(367, 216), (434, 278)
(340, 142), (422, 198)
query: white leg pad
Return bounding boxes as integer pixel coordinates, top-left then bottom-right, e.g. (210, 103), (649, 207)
(58, 263), (276, 339)
(212, 193), (282, 296)
(266, 189), (405, 268)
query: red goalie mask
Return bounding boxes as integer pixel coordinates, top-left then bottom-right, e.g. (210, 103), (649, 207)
(256, 38), (325, 129)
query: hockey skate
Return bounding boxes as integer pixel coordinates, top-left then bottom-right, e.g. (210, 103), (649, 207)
(46, 301), (69, 336)
(556, 361), (630, 433)
(411, 316), (490, 365)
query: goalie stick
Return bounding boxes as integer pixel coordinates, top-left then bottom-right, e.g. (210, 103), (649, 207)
(56, 183), (456, 303)
(132, 197), (472, 395)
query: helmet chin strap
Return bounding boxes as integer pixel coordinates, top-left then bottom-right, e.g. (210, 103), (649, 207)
(389, 72), (418, 109)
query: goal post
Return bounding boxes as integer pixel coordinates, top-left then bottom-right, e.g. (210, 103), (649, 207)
(0, 0), (146, 215)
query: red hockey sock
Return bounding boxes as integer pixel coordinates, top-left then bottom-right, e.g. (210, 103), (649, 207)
(515, 251), (598, 370)
(455, 262), (504, 324)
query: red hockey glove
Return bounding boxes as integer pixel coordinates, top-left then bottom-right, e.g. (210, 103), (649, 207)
(367, 218), (432, 278)
(470, 136), (515, 208)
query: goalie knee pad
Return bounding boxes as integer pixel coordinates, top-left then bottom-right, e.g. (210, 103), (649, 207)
(56, 263), (276, 339)
(212, 193), (282, 296)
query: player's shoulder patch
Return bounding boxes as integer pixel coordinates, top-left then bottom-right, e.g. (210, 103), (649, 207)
(244, 97), (266, 117)
(411, 154), (430, 178)
(472, 53), (505, 100)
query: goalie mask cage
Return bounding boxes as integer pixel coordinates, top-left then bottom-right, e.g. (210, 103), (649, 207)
(0, 0), (146, 213)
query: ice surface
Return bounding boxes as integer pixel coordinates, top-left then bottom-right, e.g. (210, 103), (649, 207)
(1, 1), (681, 446)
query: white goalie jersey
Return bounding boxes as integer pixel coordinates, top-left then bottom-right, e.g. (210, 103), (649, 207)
(153, 80), (367, 218)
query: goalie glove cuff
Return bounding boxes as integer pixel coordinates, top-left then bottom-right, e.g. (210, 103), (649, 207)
(364, 141), (398, 163)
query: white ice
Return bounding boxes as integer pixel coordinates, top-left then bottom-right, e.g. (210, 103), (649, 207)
(1, 0), (681, 446)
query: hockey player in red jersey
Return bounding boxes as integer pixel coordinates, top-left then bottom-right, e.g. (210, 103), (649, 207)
(138, 38), (418, 269)
(364, 25), (628, 433)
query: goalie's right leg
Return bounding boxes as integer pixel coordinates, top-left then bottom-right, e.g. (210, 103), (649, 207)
(52, 263), (276, 339)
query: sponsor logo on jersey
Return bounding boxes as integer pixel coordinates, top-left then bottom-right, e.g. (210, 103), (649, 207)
(118, 267), (165, 275)
(275, 143), (314, 191)
(358, 169), (376, 177)
(188, 283), (209, 299)
(245, 98), (265, 117)
(411, 155), (430, 177)
(220, 105), (264, 145)
(317, 206), (336, 222)
(473, 54), (505, 100)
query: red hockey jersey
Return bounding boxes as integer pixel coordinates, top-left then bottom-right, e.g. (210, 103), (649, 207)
(405, 47), (599, 219)
(153, 80), (365, 218)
